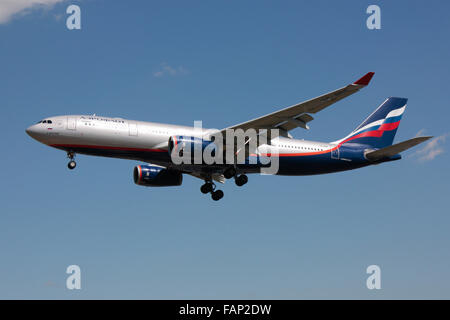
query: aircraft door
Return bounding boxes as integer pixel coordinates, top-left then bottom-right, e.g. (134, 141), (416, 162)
(129, 122), (138, 136)
(67, 117), (77, 130)
(331, 147), (339, 159)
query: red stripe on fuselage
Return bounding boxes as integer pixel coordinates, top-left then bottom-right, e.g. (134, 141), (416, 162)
(50, 144), (167, 153)
(52, 121), (400, 159)
(256, 149), (332, 157)
(257, 121), (401, 158)
(340, 130), (384, 145)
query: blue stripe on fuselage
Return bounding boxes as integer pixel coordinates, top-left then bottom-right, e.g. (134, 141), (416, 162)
(53, 144), (374, 176)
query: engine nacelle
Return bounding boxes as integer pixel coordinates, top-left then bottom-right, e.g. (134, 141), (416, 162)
(168, 136), (217, 162)
(133, 165), (182, 187)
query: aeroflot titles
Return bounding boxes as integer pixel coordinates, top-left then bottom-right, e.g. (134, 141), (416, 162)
(80, 116), (125, 123)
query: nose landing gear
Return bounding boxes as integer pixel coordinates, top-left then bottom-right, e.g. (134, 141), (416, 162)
(67, 151), (77, 170)
(200, 181), (224, 201)
(68, 161), (76, 170)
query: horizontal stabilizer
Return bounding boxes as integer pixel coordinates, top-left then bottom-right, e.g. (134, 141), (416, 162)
(365, 136), (433, 161)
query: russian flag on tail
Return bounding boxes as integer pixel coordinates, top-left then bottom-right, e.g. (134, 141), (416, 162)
(339, 97), (407, 149)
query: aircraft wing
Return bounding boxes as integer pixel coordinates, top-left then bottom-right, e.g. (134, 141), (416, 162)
(365, 136), (433, 161)
(222, 72), (375, 134)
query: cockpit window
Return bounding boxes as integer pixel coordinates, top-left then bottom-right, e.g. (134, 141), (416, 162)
(37, 119), (53, 124)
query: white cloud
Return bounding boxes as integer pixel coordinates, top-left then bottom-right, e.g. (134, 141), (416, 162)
(412, 130), (448, 162)
(414, 129), (427, 138)
(0, 0), (64, 24)
(153, 63), (188, 78)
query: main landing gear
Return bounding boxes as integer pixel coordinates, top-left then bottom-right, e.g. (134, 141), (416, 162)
(223, 167), (236, 179)
(200, 181), (224, 201)
(199, 167), (247, 200)
(224, 167), (248, 187)
(234, 174), (248, 187)
(67, 151), (77, 170)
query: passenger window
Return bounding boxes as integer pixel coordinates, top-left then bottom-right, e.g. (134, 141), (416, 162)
(48, 120), (52, 124)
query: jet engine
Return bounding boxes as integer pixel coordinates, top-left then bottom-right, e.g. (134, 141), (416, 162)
(168, 136), (217, 162)
(133, 165), (182, 187)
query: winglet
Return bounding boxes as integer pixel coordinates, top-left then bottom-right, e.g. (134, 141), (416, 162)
(353, 72), (375, 86)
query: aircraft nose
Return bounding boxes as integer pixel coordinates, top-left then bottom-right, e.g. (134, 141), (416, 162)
(26, 125), (38, 138)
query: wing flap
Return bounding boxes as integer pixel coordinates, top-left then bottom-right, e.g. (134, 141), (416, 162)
(188, 171), (226, 184)
(277, 114), (314, 131)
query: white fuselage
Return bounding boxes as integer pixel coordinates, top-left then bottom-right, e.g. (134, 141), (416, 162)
(26, 115), (336, 168)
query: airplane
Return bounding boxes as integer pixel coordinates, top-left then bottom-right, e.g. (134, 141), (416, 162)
(26, 72), (432, 201)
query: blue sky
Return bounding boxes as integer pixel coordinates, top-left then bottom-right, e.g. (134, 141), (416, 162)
(0, 0), (449, 299)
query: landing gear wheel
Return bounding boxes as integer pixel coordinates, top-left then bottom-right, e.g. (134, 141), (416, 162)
(67, 151), (76, 170)
(235, 174), (248, 187)
(68, 160), (77, 170)
(224, 167), (236, 179)
(211, 190), (224, 201)
(200, 183), (213, 194)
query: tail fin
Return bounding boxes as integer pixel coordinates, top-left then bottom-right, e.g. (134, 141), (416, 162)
(338, 97), (407, 149)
